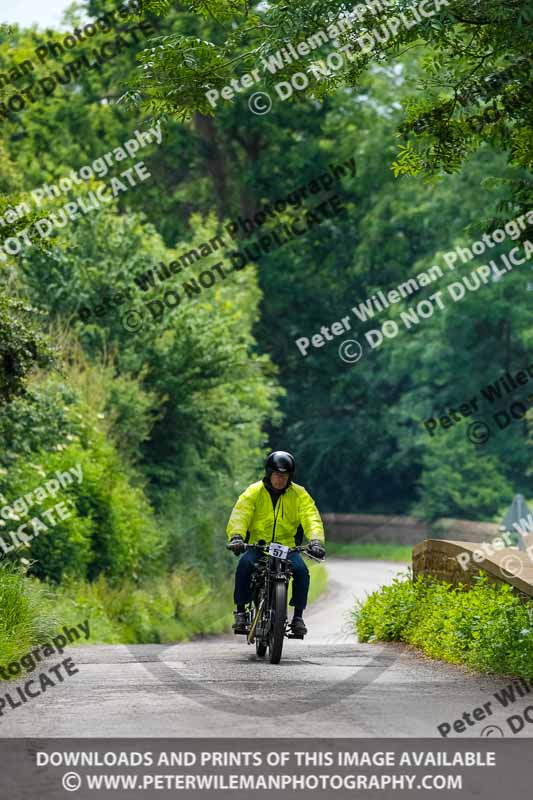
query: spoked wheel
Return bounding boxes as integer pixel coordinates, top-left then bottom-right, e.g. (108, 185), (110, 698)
(268, 581), (287, 664)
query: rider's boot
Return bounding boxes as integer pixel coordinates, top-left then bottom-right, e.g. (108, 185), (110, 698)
(232, 610), (248, 633)
(291, 616), (307, 636)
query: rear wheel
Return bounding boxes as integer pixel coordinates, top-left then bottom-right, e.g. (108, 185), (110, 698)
(268, 581), (287, 664)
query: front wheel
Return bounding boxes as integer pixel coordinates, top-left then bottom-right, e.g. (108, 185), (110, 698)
(269, 581), (287, 664)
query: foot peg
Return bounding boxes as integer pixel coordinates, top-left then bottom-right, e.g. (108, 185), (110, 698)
(287, 633), (305, 639)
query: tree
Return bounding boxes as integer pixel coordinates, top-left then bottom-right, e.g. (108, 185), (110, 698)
(413, 423), (512, 520)
(133, 0), (533, 185)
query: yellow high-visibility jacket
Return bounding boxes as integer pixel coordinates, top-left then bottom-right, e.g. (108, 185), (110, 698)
(226, 480), (325, 547)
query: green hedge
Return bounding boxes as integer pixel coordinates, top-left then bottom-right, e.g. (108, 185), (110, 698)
(0, 440), (162, 583)
(354, 572), (533, 678)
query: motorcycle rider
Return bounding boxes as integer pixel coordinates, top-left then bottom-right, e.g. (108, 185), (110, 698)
(226, 450), (326, 636)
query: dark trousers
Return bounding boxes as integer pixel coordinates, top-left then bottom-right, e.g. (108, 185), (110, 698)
(234, 548), (310, 610)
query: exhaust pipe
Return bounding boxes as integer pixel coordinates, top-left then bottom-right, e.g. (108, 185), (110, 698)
(247, 599), (264, 644)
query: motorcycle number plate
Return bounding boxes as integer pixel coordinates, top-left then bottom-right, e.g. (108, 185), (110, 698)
(268, 543), (289, 560)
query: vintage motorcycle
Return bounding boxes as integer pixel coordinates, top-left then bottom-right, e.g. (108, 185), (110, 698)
(226, 540), (324, 664)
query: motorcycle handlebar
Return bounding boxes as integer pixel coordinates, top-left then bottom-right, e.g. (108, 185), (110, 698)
(225, 541), (325, 560)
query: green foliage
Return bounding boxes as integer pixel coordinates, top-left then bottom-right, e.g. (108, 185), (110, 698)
(355, 570), (418, 642)
(46, 567), (235, 644)
(413, 425), (513, 520)
(131, 0), (533, 185)
(0, 0), (530, 659)
(104, 371), (159, 464)
(0, 559), (327, 665)
(0, 437), (162, 584)
(0, 344), (163, 583)
(0, 561), (234, 670)
(0, 562), (58, 669)
(0, 383), (80, 471)
(157, 479), (239, 575)
(327, 542), (413, 562)
(0, 296), (56, 404)
(139, 0), (172, 14)
(391, 142), (425, 178)
(14, 203), (282, 494)
(355, 572), (533, 678)
(2, 2), (528, 519)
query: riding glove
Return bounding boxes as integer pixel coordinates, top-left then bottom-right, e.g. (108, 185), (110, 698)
(228, 534), (245, 555)
(308, 539), (326, 559)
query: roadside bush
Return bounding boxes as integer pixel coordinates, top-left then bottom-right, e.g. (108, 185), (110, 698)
(0, 382), (81, 473)
(158, 475), (239, 577)
(41, 567), (235, 644)
(0, 296), (56, 404)
(354, 572), (533, 678)
(0, 562), (234, 674)
(0, 562), (58, 670)
(1, 439), (162, 583)
(0, 341), (163, 583)
(355, 571), (418, 642)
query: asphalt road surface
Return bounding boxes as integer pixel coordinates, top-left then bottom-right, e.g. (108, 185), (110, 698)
(1, 558), (530, 738)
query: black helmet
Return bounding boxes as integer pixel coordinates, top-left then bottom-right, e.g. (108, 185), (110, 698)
(265, 451), (296, 477)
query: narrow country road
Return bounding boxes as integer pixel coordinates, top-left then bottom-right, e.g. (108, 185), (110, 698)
(1, 558), (528, 738)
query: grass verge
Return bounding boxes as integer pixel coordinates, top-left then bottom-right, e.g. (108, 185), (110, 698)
(307, 560), (328, 604)
(327, 541), (412, 562)
(0, 563), (58, 667)
(354, 571), (533, 678)
(1, 556), (328, 675)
